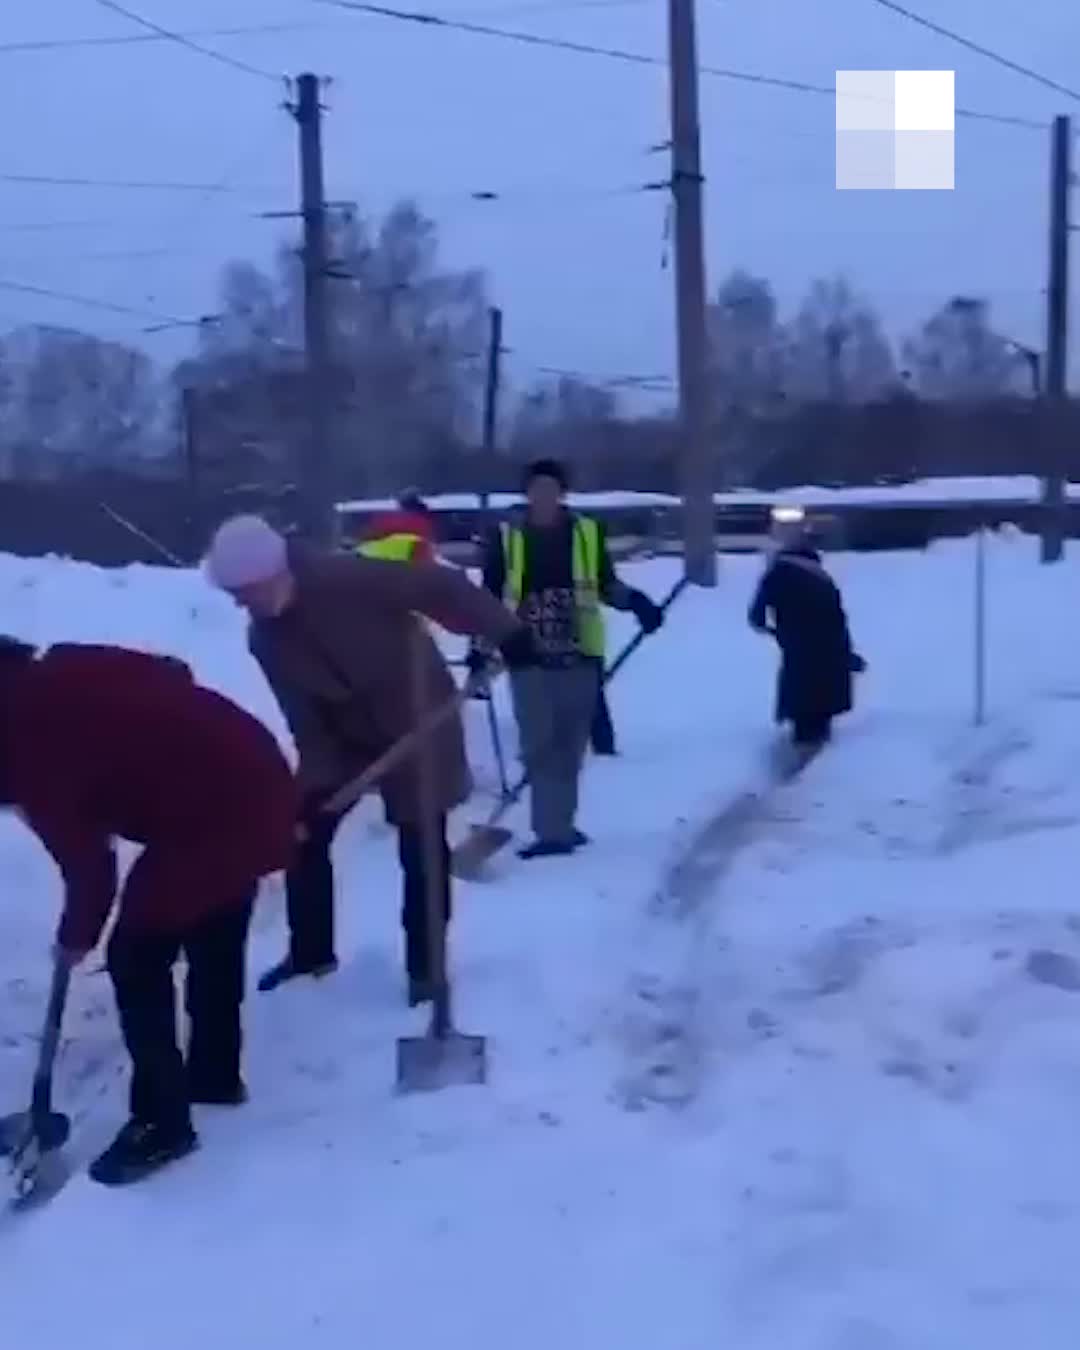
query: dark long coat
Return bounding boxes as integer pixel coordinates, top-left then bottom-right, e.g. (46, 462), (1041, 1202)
(748, 547), (860, 728)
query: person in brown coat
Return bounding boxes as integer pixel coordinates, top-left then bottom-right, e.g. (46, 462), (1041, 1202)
(205, 515), (531, 1004)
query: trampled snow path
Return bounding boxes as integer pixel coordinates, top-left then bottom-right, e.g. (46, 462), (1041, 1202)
(3, 537), (1080, 1348)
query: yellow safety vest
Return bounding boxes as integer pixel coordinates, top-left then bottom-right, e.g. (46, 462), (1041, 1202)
(502, 516), (605, 658)
(357, 533), (421, 563)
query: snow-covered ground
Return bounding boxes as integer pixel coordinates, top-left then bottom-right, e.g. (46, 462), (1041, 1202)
(3, 536), (1080, 1348)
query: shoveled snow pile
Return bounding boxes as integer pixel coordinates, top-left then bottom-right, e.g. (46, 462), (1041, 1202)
(1, 534), (1080, 1348)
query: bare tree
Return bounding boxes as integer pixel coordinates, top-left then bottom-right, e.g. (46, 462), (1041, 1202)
(784, 277), (896, 404)
(901, 296), (1029, 401)
(0, 324), (160, 478)
(707, 270), (788, 415)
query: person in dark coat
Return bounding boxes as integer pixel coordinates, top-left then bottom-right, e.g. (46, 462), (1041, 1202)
(748, 537), (865, 747)
(0, 639), (297, 1187)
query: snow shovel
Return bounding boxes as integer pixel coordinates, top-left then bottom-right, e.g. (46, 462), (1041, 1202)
(451, 574), (690, 879)
(317, 688), (470, 822)
(483, 685), (511, 802)
(397, 631), (487, 1094)
(1, 956), (72, 1206)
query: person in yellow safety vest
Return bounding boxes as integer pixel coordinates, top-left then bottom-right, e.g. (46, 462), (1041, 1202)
(355, 491), (438, 564)
(469, 457), (664, 859)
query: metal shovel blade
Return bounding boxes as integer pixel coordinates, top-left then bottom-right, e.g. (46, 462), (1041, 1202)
(2, 1109), (72, 1210)
(0, 1108), (70, 1158)
(449, 824), (514, 880)
(395, 1030), (488, 1095)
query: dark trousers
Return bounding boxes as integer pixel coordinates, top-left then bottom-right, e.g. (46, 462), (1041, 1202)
(286, 802), (451, 984)
(792, 714), (832, 746)
(590, 674), (616, 755)
(107, 897), (254, 1137)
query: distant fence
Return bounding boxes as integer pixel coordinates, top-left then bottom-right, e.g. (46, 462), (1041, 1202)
(1, 476), (1079, 569)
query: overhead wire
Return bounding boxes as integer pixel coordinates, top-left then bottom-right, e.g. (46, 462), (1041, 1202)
(0, 171), (274, 193)
(864, 0), (1080, 105)
(91, 0), (286, 83)
(0, 22), (324, 55)
(0, 278), (196, 327)
(315, 0), (1050, 130)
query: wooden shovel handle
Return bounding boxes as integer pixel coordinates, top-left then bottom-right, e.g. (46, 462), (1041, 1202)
(320, 689), (467, 817)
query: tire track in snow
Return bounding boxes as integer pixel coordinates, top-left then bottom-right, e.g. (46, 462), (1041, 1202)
(615, 740), (823, 1112)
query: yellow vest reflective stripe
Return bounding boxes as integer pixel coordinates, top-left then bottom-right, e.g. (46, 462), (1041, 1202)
(502, 517), (605, 658)
(357, 533), (420, 563)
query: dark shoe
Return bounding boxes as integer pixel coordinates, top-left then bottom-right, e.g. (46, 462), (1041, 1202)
(188, 1080), (248, 1108)
(89, 1120), (198, 1188)
(571, 829), (590, 848)
(408, 978), (435, 1008)
(257, 956), (338, 993)
(517, 838), (576, 860)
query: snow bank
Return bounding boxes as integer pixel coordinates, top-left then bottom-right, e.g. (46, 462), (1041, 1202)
(1, 537), (1080, 1348)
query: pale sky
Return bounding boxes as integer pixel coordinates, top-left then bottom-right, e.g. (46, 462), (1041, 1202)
(3, 0), (1078, 407)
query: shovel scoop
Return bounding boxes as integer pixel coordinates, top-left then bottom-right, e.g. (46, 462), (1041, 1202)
(2, 959), (72, 1206)
(396, 987), (487, 1095)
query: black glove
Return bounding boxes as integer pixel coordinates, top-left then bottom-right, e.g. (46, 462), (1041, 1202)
(498, 625), (538, 670)
(629, 590), (664, 635)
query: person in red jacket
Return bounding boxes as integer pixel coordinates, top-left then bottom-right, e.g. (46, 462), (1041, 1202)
(0, 638), (297, 1187)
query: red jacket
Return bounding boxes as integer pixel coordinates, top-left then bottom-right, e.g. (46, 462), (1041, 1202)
(359, 509), (437, 563)
(0, 645), (298, 951)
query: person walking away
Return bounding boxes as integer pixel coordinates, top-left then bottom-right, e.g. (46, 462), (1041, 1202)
(205, 515), (532, 1005)
(748, 530), (865, 748)
(355, 489), (438, 564)
(0, 639), (296, 1187)
(473, 458), (664, 858)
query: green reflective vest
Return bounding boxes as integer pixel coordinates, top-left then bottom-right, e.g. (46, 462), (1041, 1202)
(502, 516), (605, 658)
(357, 534), (421, 563)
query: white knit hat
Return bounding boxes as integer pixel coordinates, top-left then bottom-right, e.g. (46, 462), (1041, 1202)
(204, 515), (288, 590)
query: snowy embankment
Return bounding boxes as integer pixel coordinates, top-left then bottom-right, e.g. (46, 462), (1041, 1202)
(2, 537), (1080, 1348)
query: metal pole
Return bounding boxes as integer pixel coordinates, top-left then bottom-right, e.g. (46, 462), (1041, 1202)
(668, 0), (716, 587)
(480, 306), (502, 513)
(974, 526), (987, 726)
(294, 73), (334, 546)
(1041, 113), (1070, 564)
(181, 385), (200, 559)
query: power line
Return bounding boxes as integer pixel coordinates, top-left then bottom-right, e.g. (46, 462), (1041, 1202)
(865, 0), (1080, 105)
(461, 0), (648, 13)
(0, 171), (273, 193)
(91, 0), (285, 83)
(0, 22), (322, 55)
(0, 278), (192, 327)
(316, 0), (1049, 131)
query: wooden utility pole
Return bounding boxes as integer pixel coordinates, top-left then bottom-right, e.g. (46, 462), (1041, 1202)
(1040, 113), (1071, 564)
(292, 73), (334, 546)
(480, 306), (503, 513)
(181, 385), (201, 559)
(668, 0), (716, 587)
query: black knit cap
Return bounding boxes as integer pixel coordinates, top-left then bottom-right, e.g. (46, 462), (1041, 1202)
(523, 458), (569, 490)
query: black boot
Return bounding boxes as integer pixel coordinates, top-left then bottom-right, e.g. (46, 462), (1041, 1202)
(517, 838), (576, 860)
(89, 1120), (198, 1188)
(257, 956), (338, 994)
(408, 977), (435, 1008)
(188, 1078), (248, 1108)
